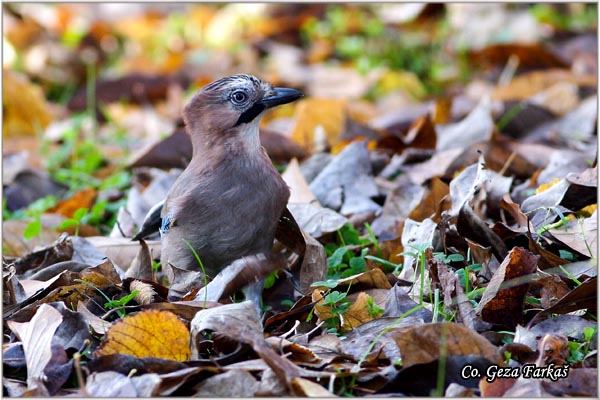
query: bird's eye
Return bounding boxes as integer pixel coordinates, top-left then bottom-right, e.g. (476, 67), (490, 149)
(230, 90), (248, 105)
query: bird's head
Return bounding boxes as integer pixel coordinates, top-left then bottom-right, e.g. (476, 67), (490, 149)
(183, 74), (302, 148)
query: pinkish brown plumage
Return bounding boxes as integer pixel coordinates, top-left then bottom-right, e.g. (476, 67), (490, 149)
(158, 74), (302, 305)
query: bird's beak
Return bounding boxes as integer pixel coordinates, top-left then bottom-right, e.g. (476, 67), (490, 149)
(258, 87), (303, 109)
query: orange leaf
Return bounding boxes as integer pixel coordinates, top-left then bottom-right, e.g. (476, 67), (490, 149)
(95, 310), (190, 361)
(49, 188), (97, 218)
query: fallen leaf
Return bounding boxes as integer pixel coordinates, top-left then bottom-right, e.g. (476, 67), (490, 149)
(549, 210), (597, 259)
(7, 304), (63, 393)
(476, 247), (539, 328)
(84, 236), (161, 271)
(282, 158), (318, 204)
(290, 98), (347, 150)
(48, 188), (98, 218)
(3, 68), (53, 138)
(291, 377), (334, 397)
(535, 334), (569, 366)
(379, 354), (494, 396)
(126, 239), (154, 280)
(469, 43), (569, 69)
(436, 98), (494, 152)
(309, 141), (378, 213)
(95, 309), (191, 361)
(190, 301), (314, 393)
(85, 371), (138, 397)
(492, 69), (596, 101)
(388, 322), (503, 368)
(194, 369), (259, 397)
(287, 203), (348, 238)
(3, 169), (66, 212)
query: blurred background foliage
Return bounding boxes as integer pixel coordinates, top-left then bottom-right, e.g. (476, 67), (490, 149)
(2, 3), (597, 237)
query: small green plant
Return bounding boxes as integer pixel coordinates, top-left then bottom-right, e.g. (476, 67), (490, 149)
(281, 299), (295, 308)
(400, 242), (430, 305)
(498, 331), (515, 345)
(365, 254), (401, 274)
(311, 278), (341, 289)
(74, 279), (138, 318)
(59, 207), (88, 236)
(324, 223), (375, 279)
(8, 195), (59, 241)
(264, 270), (279, 289)
(151, 260), (161, 273)
(23, 215), (42, 240)
(104, 290), (140, 315)
(366, 295), (384, 318)
(534, 206), (569, 235)
(321, 290), (351, 333)
(183, 239), (208, 306)
(300, 4), (456, 94)
(567, 326), (597, 363)
(433, 252), (465, 264)
(434, 249), (484, 305)
(530, 3), (597, 31)
(559, 265), (583, 286)
(57, 201), (108, 236)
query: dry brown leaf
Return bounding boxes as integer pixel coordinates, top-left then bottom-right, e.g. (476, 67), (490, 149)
(549, 210), (597, 259)
(436, 98), (494, 152)
(312, 291), (384, 333)
(388, 322), (503, 368)
(475, 247), (539, 328)
(2, 218), (64, 257)
(282, 158), (318, 204)
(85, 371), (138, 397)
(479, 375), (518, 397)
(403, 114), (437, 149)
(77, 302), (111, 335)
(194, 370), (259, 397)
(291, 377), (334, 397)
(7, 304), (63, 393)
(528, 277), (597, 326)
(95, 310), (191, 361)
(407, 177), (449, 222)
(85, 236), (161, 270)
(3, 69), (53, 138)
(190, 301), (313, 392)
(492, 69), (597, 101)
(535, 334), (569, 367)
(535, 275), (570, 309)
(265, 337), (322, 367)
(469, 43), (569, 70)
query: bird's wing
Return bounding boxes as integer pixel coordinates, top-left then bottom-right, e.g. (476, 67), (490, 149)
(275, 206), (306, 255)
(160, 210), (174, 236)
(131, 199), (164, 241)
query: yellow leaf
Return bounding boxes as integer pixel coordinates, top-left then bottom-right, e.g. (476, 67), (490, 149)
(3, 69), (52, 138)
(375, 70), (427, 100)
(290, 98), (347, 150)
(536, 178), (562, 194)
(95, 310), (190, 361)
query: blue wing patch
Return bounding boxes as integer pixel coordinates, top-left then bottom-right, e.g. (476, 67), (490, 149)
(160, 213), (173, 236)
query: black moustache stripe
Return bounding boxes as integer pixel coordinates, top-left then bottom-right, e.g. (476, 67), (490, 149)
(235, 103), (266, 126)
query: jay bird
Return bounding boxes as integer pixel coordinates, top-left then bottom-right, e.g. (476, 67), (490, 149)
(133, 74), (303, 307)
